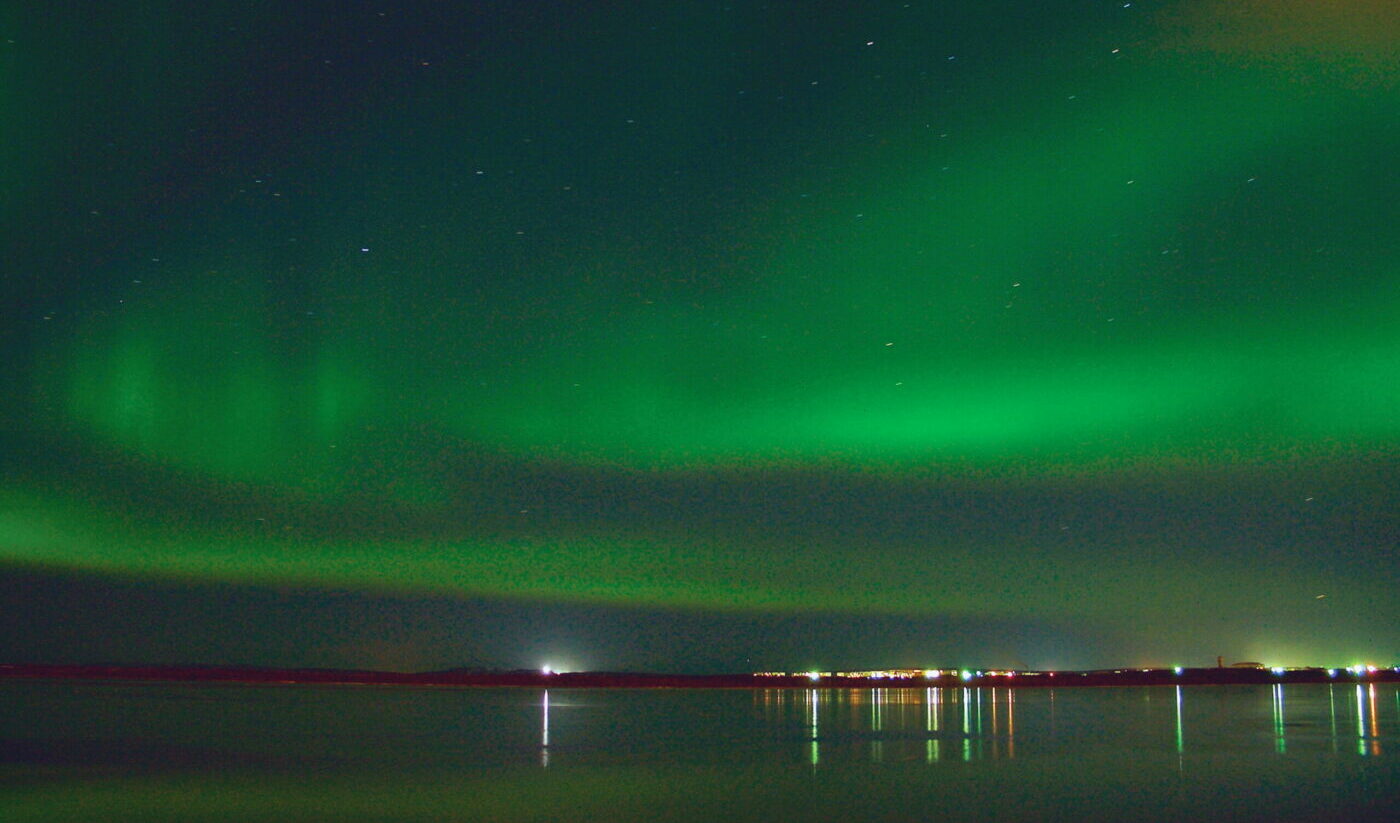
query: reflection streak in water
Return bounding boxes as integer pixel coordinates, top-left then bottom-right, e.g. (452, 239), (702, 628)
(1358, 685), (1367, 756)
(1174, 686), (1183, 754)
(1371, 685), (1382, 756)
(541, 689), (550, 768)
(1007, 688), (1015, 760)
(1329, 685), (1338, 754)
(925, 687), (940, 764)
(963, 688), (972, 762)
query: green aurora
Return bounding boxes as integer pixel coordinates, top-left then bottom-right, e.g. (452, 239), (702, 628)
(2, 0), (1397, 669)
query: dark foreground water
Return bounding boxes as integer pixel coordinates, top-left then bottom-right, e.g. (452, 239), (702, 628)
(3, 681), (1398, 821)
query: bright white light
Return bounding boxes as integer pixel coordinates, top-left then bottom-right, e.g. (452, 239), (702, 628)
(541, 666), (554, 675)
(924, 670), (938, 678)
(1327, 669), (1337, 678)
(960, 670), (973, 681)
(807, 672), (821, 682)
(1271, 667), (1285, 675)
(1366, 665), (1378, 674)
(1173, 666), (1183, 675)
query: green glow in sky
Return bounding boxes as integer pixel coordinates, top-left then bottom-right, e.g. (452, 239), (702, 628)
(46, 39), (1399, 473)
(2, 0), (1397, 668)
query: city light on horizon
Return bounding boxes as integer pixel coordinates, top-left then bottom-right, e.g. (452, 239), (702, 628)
(753, 658), (1400, 681)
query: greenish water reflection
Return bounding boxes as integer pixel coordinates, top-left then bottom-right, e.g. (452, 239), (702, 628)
(3, 682), (1398, 821)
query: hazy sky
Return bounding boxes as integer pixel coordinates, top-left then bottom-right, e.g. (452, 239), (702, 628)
(2, 0), (1397, 672)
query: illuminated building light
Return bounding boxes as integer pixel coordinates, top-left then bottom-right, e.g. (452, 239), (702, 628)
(807, 672), (822, 682)
(1271, 667), (1285, 675)
(960, 670), (973, 681)
(1173, 666), (1183, 675)
(541, 666), (554, 675)
(924, 670), (938, 678)
(1327, 669), (1337, 678)
(1366, 665), (1378, 674)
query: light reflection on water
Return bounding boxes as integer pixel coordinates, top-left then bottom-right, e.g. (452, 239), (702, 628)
(2, 682), (1398, 821)
(753, 683), (1394, 765)
(540, 689), (550, 768)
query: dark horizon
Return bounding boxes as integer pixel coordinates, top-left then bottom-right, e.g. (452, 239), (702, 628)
(7, 660), (1399, 686)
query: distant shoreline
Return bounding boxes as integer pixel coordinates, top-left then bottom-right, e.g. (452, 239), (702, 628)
(3, 663), (1397, 689)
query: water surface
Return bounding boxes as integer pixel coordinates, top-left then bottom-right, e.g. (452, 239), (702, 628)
(3, 681), (1398, 821)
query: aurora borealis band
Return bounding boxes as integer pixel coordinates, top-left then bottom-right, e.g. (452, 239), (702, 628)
(2, 0), (1397, 672)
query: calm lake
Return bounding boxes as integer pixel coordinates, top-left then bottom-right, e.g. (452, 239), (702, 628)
(3, 681), (1398, 821)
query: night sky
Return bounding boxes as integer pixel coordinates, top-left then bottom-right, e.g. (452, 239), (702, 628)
(3, 1), (1397, 673)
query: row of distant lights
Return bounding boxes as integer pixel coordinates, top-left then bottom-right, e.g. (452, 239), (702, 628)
(1261, 665), (1386, 677)
(796, 665), (1399, 682)
(1167, 665), (1392, 677)
(558, 665), (1400, 680)
(803, 669), (1010, 682)
(1326, 665), (1388, 677)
